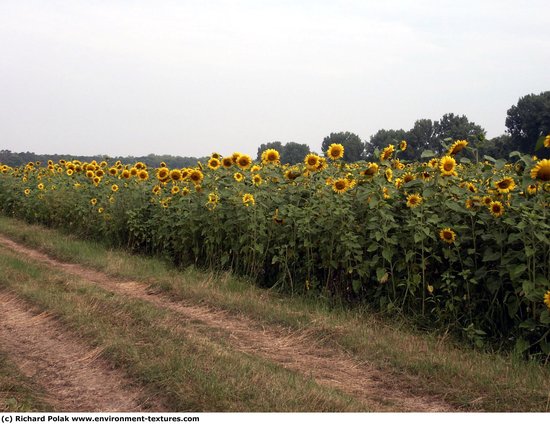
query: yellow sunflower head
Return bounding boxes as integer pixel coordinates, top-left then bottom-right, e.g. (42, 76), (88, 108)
(189, 169), (204, 183)
(380, 145), (395, 161)
(170, 169), (182, 181)
(236, 154), (252, 170)
(406, 193), (423, 208)
(111, 184), (119, 192)
(399, 140), (407, 151)
(252, 174), (263, 186)
(121, 169), (131, 179)
(494, 176), (516, 193)
(385, 168), (393, 182)
(489, 200), (504, 217)
(530, 159), (550, 181)
(304, 153), (321, 171)
(242, 193), (255, 207)
(261, 149), (281, 165)
(439, 156), (457, 177)
(439, 228), (456, 244)
(156, 167), (170, 182)
(448, 140), (468, 156)
(544, 135), (550, 149)
(326, 143), (344, 160)
(362, 162), (379, 176)
(544, 290), (550, 310)
(332, 178), (349, 194)
(208, 157), (221, 170)
(222, 157), (233, 168)
(138, 170), (149, 180)
(234, 172), (245, 182)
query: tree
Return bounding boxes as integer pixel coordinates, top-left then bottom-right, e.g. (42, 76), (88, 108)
(256, 141), (284, 162)
(505, 91), (550, 155)
(280, 142), (310, 165)
(434, 113), (486, 152)
(321, 132), (364, 162)
(365, 129), (408, 160)
(403, 119), (437, 160)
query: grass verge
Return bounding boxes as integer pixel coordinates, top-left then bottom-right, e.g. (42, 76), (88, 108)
(0, 216), (549, 411)
(0, 245), (365, 412)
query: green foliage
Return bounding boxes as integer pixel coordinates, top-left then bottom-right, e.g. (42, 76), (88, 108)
(0, 154), (549, 357)
(506, 91), (550, 155)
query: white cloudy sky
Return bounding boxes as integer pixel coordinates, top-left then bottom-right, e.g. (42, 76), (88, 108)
(1, 0), (549, 157)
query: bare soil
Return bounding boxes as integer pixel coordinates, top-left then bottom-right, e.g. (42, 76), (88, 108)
(0, 292), (164, 412)
(0, 234), (453, 412)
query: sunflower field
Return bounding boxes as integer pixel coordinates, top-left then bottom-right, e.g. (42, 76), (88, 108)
(1, 141), (549, 355)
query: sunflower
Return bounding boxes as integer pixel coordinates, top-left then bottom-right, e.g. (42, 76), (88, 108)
(159, 161), (167, 168)
(234, 172), (245, 182)
(304, 153), (321, 171)
(208, 157), (221, 170)
(108, 167), (118, 176)
(316, 157), (328, 171)
(394, 178), (403, 189)
(208, 193), (219, 204)
(392, 159), (405, 170)
(439, 228), (456, 244)
(138, 170), (149, 180)
(482, 195), (492, 206)
(121, 170), (131, 179)
(448, 140), (468, 156)
(439, 156), (457, 177)
(326, 143), (344, 160)
(171, 186), (180, 195)
(402, 172), (415, 184)
(494, 176), (516, 193)
(24, 188), (30, 196)
(180, 168), (190, 180)
(236, 154), (252, 170)
(170, 169), (182, 181)
(544, 290), (550, 310)
(189, 169), (204, 183)
(406, 193), (422, 208)
(90, 198), (97, 206)
(385, 168), (393, 182)
(93, 176), (101, 186)
(382, 187), (391, 199)
(380, 145), (395, 161)
(544, 135), (550, 148)
(222, 157), (233, 168)
(181, 187), (190, 196)
(332, 178), (349, 194)
(156, 167), (170, 182)
(231, 152), (242, 163)
(489, 201), (504, 217)
(111, 184), (119, 192)
(261, 149), (281, 164)
(467, 182), (477, 193)
(95, 169), (105, 178)
(284, 167), (301, 180)
(251, 165), (261, 173)
(362, 163), (379, 176)
(86, 170), (94, 179)
(252, 174), (263, 186)
(37, 183), (44, 190)
(428, 158), (439, 169)
(530, 159), (550, 181)
(242, 193), (255, 207)
(399, 140), (407, 151)
(527, 184), (538, 195)
(66, 169), (74, 176)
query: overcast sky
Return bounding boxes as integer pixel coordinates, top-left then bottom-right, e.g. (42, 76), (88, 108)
(1, 0), (549, 158)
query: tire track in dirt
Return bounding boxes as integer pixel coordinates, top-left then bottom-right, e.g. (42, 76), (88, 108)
(0, 234), (454, 412)
(0, 292), (164, 412)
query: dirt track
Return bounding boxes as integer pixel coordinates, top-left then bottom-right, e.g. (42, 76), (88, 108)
(0, 234), (453, 412)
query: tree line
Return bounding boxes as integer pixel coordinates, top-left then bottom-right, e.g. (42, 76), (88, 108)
(2, 91), (548, 167)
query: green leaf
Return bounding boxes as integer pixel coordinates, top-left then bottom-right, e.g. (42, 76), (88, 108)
(420, 150), (435, 158)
